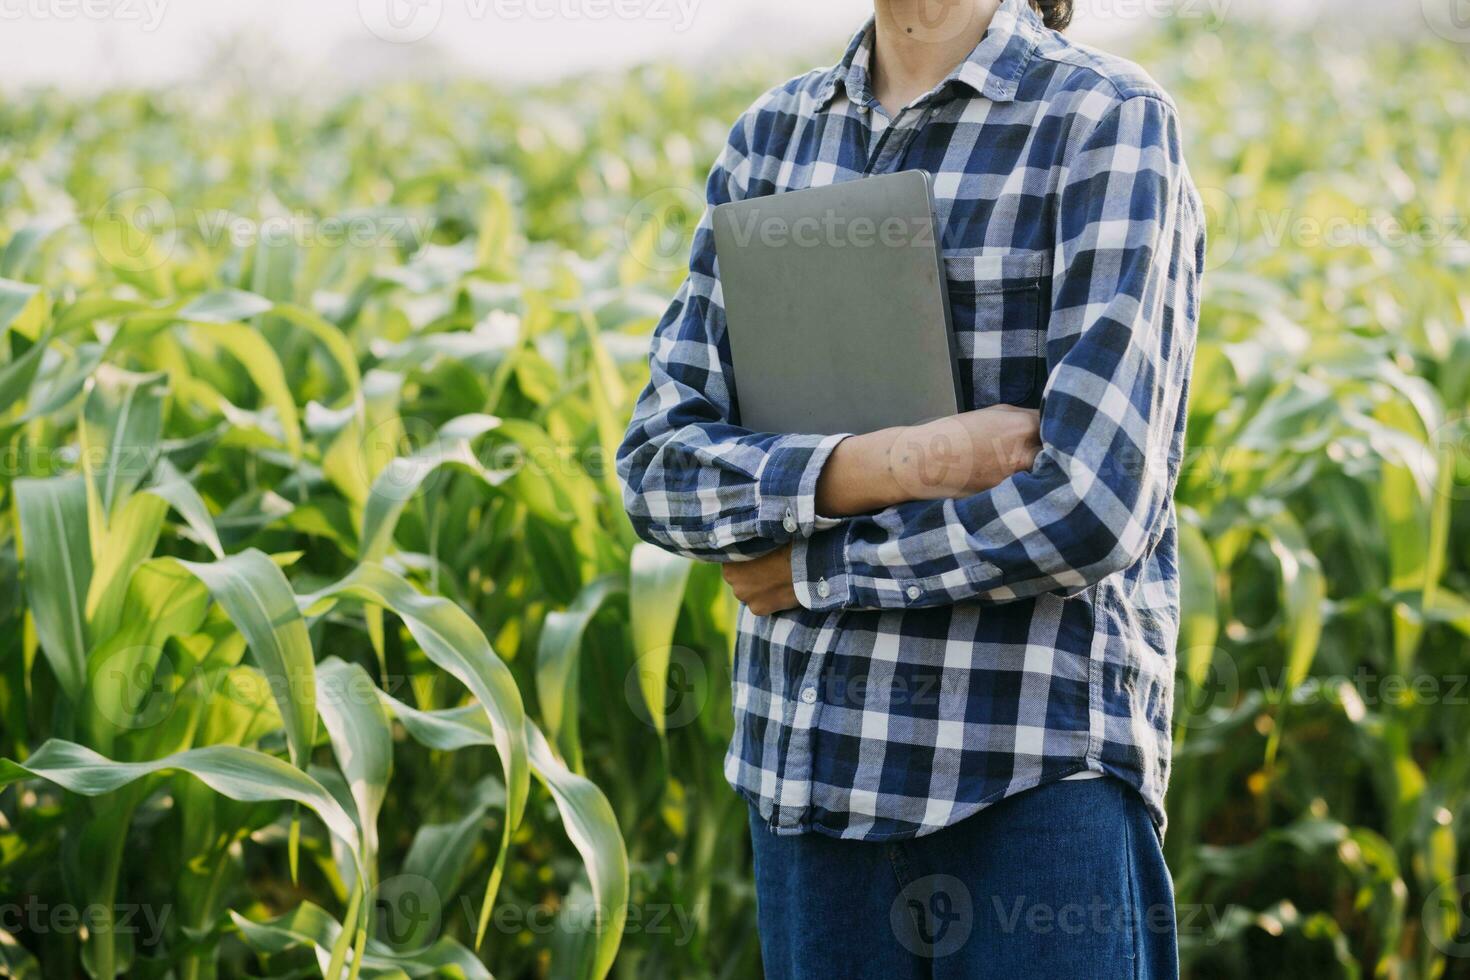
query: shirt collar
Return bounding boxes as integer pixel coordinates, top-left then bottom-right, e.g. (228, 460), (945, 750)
(816, 0), (1041, 112)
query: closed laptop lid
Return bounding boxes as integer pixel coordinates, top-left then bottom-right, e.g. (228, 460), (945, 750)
(712, 170), (960, 436)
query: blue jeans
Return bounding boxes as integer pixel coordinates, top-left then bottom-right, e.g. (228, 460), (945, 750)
(747, 778), (1177, 979)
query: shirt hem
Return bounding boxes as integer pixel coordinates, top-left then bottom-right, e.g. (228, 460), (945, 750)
(732, 760), (1152, 843)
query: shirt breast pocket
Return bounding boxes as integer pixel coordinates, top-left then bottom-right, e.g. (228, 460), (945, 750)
(943, 249), (1051, 410)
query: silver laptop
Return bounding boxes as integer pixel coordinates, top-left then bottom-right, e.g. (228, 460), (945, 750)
(712, 170), (960, 436)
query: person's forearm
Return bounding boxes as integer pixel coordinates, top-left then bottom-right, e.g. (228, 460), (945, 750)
(814, 428), (908, 517)
(814, 407), (1042, 518)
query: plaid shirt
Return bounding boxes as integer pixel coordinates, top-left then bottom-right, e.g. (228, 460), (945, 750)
(617, 0), (1203, 840)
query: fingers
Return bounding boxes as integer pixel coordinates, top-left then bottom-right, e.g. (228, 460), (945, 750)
(718, 547), (797, 615)
(725, 579), (784, 614)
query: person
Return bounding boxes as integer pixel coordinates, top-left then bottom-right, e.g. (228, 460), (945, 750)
(616, 0), (1203, 976)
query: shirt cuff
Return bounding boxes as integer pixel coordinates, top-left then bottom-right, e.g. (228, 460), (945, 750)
(755, 432), (850, 541)
(790, 523), (851, 611)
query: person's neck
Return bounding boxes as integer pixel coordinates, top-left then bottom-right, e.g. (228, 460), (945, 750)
(870, 0), (1000, 116)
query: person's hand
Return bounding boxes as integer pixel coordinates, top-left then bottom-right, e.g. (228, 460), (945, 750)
(889, 405), (1041, 500)
(722, 544), (799, 616)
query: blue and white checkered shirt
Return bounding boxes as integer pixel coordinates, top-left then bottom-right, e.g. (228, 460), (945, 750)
(618, 0), (1203, 840)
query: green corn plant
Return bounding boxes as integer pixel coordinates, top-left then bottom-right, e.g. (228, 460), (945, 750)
(0, 17), (1467, 980)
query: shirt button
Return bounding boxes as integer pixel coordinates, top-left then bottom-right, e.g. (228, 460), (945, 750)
(815, 579), (831, 599)
(800, 687), (817, 704)
(782, 510), (798, 534)
(905, 585), (922, 601)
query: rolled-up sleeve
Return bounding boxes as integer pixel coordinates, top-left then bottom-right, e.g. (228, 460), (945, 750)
(616, 110), (850, 563)
(792, 95), (1203, 610)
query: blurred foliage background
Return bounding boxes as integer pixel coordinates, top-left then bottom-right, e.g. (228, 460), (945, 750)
(2, 10), (1470, 979)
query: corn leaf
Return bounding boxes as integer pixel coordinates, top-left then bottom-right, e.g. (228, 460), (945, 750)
(374, 689), (627, 979)
(229, 901), (490, 980)
(176, 550), (318, 771)
(79, 365), (167, 519)
(536, 575), (625, 770)
(184, 321), (303, 459)
(628, 543), (693, 739)
(297, 562), (529, 948)
(359, 414), (508, 561)
(14, 475), (92, 701)
(317, 658), (393, 865)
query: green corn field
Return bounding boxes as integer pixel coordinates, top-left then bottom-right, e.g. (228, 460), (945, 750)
(1, 16), (1468, 980)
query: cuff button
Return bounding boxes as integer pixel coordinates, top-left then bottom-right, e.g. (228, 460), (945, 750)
(815, 579), (831, 599)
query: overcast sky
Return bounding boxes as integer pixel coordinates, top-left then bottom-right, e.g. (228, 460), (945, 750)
(0, 0), (1435, 91)
(0, 0), (1147, 90)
